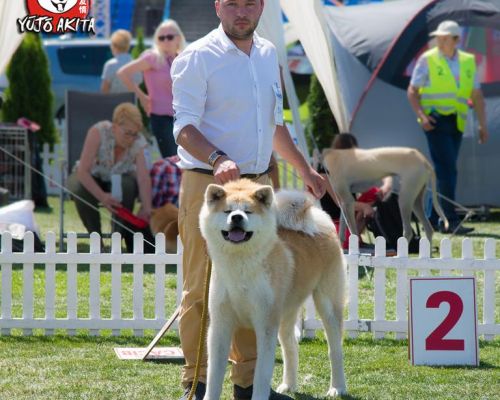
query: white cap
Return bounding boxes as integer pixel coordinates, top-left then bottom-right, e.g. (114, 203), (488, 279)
(430, 20), (461, 37)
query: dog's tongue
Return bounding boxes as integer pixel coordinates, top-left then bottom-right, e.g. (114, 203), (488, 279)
(228, 229), (246, 242)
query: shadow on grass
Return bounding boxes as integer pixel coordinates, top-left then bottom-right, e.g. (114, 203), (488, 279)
(295, 392), (362, 400)
(12, 262), (178, 274)
(465, 232), (500, 240)
(0, 333), (181, 347)
(422, 360), (498, 370)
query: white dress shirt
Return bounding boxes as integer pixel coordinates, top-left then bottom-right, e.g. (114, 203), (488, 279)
(171, 25), (283, 174)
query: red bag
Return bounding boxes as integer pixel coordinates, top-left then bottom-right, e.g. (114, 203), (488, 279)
(114, 207), (149, 229)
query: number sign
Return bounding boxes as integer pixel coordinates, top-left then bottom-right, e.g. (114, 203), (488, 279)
(409, 277), (478, 366)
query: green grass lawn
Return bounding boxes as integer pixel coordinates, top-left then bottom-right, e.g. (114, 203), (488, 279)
(0, 334), (498, 399)
(0, 197), (499, 399)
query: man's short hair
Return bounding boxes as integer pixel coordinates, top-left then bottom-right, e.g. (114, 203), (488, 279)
(111, 29), (132, 53)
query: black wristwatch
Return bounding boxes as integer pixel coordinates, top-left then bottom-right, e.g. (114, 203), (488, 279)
(208, 150), (227, 167)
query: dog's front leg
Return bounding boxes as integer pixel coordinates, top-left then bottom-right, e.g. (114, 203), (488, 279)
(252, 322), (279, 400)
(205, 300), (234, 400)
(277, 310), (299, 394)
(342, 198), (358, 238)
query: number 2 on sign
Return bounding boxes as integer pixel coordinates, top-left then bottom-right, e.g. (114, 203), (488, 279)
(425, 291), (465, 351)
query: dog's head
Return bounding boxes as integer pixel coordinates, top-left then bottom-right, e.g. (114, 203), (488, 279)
(199, 179), (276, 254)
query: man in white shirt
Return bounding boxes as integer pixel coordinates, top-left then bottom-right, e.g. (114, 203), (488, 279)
(171, 1), (325, 399)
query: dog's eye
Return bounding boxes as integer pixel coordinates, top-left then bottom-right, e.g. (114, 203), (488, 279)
(224, 210), (231, 214)
(245, 211), (252, 214)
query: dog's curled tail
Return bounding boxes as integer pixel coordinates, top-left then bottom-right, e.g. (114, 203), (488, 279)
(428, 164), (449, 231)
(274, 190), (334, 236)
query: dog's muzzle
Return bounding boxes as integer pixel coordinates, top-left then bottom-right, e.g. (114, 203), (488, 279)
(222, 210), (253, 244)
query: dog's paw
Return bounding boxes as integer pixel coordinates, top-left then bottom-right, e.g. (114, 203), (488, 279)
(326, 386), (347, 398)
(276, 383), (294, 394)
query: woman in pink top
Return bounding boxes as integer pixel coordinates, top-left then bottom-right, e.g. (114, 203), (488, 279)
(118, 19), (186, 157)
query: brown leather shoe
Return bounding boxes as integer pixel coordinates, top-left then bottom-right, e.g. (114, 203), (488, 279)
(233, 384), (293, 400)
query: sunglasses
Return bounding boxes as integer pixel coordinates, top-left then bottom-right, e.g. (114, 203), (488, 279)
(119, 125), (140, 139)
(158, 34), (178, 42)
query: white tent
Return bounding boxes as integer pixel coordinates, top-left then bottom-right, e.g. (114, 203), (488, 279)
(0, 2), (26, 75)
(257, 0), (310, 159)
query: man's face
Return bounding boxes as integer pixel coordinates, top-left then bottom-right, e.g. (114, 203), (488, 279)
(215, 0), (264, 41)
(436, 35), (459, 54)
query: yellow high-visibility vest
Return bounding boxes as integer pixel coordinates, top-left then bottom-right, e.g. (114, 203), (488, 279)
(419, 47), (476, 132)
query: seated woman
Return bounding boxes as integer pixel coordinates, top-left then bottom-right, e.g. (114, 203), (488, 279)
(67, 103), (152, 252)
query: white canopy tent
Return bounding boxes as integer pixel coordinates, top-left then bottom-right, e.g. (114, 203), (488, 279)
(280, 0), (349, 132)
(257, 0), (310, 159)
(257, 0), (349, 158)
(0, 2), (26, 75)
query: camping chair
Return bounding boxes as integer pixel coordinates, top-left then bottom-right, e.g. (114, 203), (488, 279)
(59, 90), (136, 250)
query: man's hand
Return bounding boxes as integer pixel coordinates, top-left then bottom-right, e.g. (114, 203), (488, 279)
(479, 126), (489, 144)
(139, 93), (151, 116)
(356, 202), (375, 219)
(213, 156), (240, 184)
(100, 193), (122, 213)
(301, 167), (326, 199)
(137, 206), (152, 222)
(420, 114), (436, 131)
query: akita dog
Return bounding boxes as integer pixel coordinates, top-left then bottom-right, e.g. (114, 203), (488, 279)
(199, 179), (347, 399)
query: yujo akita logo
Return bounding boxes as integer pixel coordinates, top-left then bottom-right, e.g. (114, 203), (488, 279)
(18, 0), (95, 34)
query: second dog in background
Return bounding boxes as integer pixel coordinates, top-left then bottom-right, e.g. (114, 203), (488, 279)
(322, 146), (448, 244)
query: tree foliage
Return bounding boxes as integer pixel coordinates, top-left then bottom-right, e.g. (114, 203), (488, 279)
(2, 33), (56, 145)
(306, 74), (338, 152)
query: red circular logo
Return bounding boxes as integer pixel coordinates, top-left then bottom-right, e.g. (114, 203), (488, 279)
(23, 0), (93, 34)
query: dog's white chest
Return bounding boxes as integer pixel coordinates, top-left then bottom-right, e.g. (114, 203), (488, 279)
(215, 268), (275, 328)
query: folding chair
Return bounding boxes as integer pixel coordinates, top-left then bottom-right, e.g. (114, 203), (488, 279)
(59, 90), (136, 250)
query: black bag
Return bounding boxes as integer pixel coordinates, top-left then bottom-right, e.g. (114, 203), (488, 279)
(0, 231), (45, 253)
(367, 193), (420, 253)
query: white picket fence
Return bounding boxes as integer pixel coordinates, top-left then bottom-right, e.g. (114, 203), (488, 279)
(0, 231), (183, 337)
(0, 231), (498, 340)
(304, 235), (499, 341)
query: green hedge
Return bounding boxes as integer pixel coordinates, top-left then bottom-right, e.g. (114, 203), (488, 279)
(2, 33), (56, 145)
(306, 74), (339, 152)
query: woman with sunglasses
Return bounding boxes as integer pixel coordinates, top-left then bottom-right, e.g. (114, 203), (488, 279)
(118, 19), (186, 158)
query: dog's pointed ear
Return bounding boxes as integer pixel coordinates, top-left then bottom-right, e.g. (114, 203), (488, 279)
(205, 184), (226, 204)
(253, 185), (274, 208)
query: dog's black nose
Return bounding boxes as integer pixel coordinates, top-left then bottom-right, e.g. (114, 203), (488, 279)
(231, 214), (244, 224)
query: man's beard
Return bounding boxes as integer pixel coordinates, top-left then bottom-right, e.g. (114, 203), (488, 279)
(224, 20), (258, 41)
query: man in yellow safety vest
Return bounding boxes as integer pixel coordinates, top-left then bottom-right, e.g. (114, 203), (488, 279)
(407, 20), (488, 234)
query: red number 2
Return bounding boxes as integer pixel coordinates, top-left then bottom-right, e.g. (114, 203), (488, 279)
(425, 291), (465, 351)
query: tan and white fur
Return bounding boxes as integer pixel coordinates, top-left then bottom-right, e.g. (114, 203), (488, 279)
(322, 147), (449, 243)
(199, 179), (347, 400)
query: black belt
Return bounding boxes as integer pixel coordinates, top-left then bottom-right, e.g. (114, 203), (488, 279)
(190, 167), (270, 180)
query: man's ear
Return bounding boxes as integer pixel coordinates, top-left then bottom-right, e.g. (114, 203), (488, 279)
(205, 184), (226, 204)
(253, 185), (274, 208)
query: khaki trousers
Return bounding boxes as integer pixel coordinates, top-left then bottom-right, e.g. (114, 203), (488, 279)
(178, 170), (269, 388)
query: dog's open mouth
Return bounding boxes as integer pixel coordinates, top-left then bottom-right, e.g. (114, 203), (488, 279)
(222, 228), (253, 243)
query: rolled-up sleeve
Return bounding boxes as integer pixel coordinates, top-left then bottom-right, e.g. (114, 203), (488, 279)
(171, 49), (207, 141)
(409, 55), (428, 88)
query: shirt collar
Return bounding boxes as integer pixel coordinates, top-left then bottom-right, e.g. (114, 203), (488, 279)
(115, 53), (131, 60)
(438, 48), (458, 61)
(215, 23), (264, 53)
